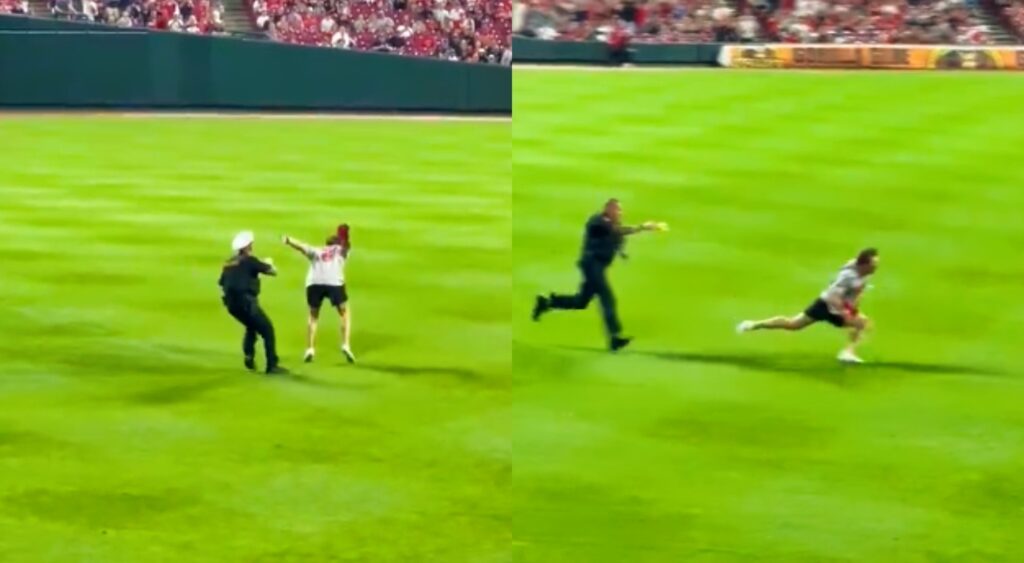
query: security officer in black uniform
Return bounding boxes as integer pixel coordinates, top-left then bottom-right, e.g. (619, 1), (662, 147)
(532, 199), (658, 352)
(219, 231), (288, 374)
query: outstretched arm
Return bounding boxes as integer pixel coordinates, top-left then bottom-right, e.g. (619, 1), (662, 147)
(282, 236), (315, 258)
(619, 221), (662, 236)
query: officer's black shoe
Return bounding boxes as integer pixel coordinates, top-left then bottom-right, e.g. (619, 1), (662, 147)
(532, 295), (550, 321)
(266, 365), (290, 375)
(610, 336), (632, 352)
(244, 356), (256, 371)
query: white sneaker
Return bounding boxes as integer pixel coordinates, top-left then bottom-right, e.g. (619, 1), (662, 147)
(736, 321), (754, 334)
(837, 349), (864, 364)
(303, 348), (315, 363)
(342, 345), (356, 364)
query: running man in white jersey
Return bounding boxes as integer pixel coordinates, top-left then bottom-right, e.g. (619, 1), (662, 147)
(736, 248), (879, 363)
(282, 223), (355, 364)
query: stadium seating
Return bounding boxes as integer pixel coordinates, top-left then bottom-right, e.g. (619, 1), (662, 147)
(47, 0), (224, 33)
(0, 0), (30, 14)
(27, 0), (508, 62)
(513, 0), (754, 42)
(253, 0), (511, 63)
(992, 0), (1024, 39)
(515, 0), (1010, 44)
(756, 0), (992, 44)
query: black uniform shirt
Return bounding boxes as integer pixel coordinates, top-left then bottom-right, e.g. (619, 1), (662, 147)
(580, 213), (624, 266)
(219, 254), (273, 297)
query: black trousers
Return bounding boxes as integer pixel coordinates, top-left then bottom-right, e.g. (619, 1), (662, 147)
(223, 294), (278, 367)
(609, 45), (632, 66)
(549, 260), (622, 338)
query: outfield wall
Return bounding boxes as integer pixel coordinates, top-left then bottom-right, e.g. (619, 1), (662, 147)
(719, 44), (1024, 70)
(513, 36), (1024, 71)
(512, 36), (721, 66)
(0, 16), (511, 114)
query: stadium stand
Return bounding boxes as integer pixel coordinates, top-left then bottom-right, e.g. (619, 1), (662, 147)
(252, 0), (512, 63)
(754, 0), (993, 45)
(17, 0), (510, 62)
(514, 0), (1023, 44)
(990, 0), (1024, 39)
(513, 0), (752, 42)
(46, 0), (226, 33)
(0, 0), (30, 14)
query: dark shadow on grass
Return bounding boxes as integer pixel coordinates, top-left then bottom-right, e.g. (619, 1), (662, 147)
(558, 344), (609, 354)
(359, 362), (488, 384)
(558, 346), (1004, 381)
(348, 331), (405, 357)
(129, 369), (358, 404)
(272, 370), (331, 388)
(635, 350), (1005, 379)
(272, 372), (380, 391)
(857, 360), (1005, 376)
(130, 375), (239, 405)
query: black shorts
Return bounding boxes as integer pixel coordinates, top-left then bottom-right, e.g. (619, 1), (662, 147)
(306, 284), (347, 310)
(804, 298), (846, 328)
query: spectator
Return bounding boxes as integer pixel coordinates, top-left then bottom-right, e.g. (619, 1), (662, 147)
(51, 0), (78, 19)
(210, 2), (225, 31)
(990, 0), (1022, 39)
(253, 0), (268, 28)
(607, 20), (630, 64)
(521, 4), (558, 38)
(83, 0), (99, 21)
(513, 0), (526, 32)
(737, 11), (758, 41)
(12, 0), (30, 14)
(332, 25), (353, 46)
(321, 14), (337, 33)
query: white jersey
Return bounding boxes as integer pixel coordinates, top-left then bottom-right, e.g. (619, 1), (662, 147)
(301, 244), (347, 287)
(820, 260), (866, 304)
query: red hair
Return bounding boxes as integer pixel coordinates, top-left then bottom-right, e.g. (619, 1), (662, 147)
(337, 224), (351, 256)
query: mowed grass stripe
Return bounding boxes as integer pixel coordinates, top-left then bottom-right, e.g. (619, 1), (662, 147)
(0, 118), (510, 562)
(513, 69), (1024, 562)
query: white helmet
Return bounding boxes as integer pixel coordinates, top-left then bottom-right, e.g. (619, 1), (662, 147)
(231, 230), (254, 252)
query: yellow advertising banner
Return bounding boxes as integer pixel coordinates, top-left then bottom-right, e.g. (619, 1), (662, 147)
(719, 45), (1024, 70)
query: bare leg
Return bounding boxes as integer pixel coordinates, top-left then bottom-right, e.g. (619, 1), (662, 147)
(337, 305), (351, 349)
(307, 309), (320, 349)
(750, 313), (814, 331)
(338, 305), (355, 363)
(842, 315), (869, 355)
(305, 308), (319, 361)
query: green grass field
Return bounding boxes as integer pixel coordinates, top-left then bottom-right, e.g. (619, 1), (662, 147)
(514, 70), (1024, 562)
(0, 116), (510, 562)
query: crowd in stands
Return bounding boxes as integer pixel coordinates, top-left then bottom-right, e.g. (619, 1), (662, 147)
(757, 0), (992, 44)
(48, 0), (226, 33)
(3, 0), (511, 64)
(513, 0), (1009, 44)
(253, 0), (512, 63)
(513, 0), (759, 42)
(0, 0), (30, 14)
(993, 0), (1024, 38)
